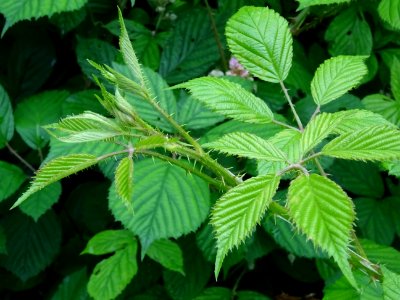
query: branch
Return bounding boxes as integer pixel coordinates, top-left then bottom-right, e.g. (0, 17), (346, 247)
(279, 81), (304, 131)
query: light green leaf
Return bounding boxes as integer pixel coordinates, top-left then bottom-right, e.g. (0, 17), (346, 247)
(159, 9), (220, 84)
(87, 241), (138, 300)
(51, 268), (89, 300)
(118, 8), (145, 86)
(355, 198), (395, 245)
(114, 156), (134, 211)
(82, 230), (133, 255)
(300, 112), (342, 155)
(391, 58), (400, 101)
(0, 226), (6, 254)
(0, 84), (14, 149)
(13, 154), (99, 209)
(382, 266), (400, 300)
(14, 90), (68, 149)
(311, 56), (368, 106)
(363, 94), (400, 127)
(288, 174), (356, 287)
(203, 132), (287, 161)
(0, 0), (88, 36)
(322, 126), (400, 161)
(378, 0), (400, 30)
(146, 239), (184, 275)
(297, 0), (351, 10)
(0, 161), (26, 202)
(212, 175), (280, 277)
(176, 77), (274, 124)
(109, 159), (210, 251)
(135, 135), (174, 150)
(0, 211), (61, 281)
(19, 182), (62, 222)
(325, 8), (372, 56)
(226, 6), (292, 82)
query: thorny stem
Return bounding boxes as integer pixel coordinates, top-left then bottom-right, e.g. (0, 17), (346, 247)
(279, 81), (304, 131)
(205, 0), (228, 71)
(138, 150), (229, 191)
(6, 143), (36, 173)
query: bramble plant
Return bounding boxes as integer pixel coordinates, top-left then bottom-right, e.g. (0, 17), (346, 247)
(1, 0), (400, 299)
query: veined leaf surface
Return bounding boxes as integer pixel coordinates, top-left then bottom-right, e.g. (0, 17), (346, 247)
(378, 0), (400, 30)
(176, 77), (274, 124)
(0, 84), (14, 148)
(13, 154), (99, 208)
(288, 174), (356, 287)
(203, 132), (287, 161)
(311, 56), (368, 106)
(212, 175), (280, 277)
(322, 126), (400, 161)
(226, 6), (293, 82)
(297, 0), (351, 10)
(114, 156), (134, 211)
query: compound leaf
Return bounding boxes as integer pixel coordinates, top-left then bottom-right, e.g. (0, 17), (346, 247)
(13, 154), (99, 209)
(311, 56), (368, 106)
(212, 175), (280, 277)
(322, 126), (400, 161)
(226, 6), (293, 82)
(203, 132), (287, 161)
(288, 174), (356, 287)
(0, 0), (88, 36)
(176, 77), (274, 124)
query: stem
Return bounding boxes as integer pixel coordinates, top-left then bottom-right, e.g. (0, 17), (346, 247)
(96, 149), (131, 161)
(205, 0), (228, 71)
(277, 163), (309, 177)
(138, 150), (228, 191)
(279, 81), (304, 131)
(38, 147), (43, 162)
(290, 7), (310, 36)
(272, 119), (301, 132)
(314, 157), (327, 177)
(231, 269), (246, 300)
(310, 105), (321, 121)
(6, 143), (36, 173)
(350, 230), (368, 259)
(300, 152), (322, 164)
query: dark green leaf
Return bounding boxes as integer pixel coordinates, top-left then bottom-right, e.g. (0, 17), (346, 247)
(0, 161), (26, 202)
(0, 84), (13, 149)
(51, 268), (89, 300)
(146, 239), (184, 275)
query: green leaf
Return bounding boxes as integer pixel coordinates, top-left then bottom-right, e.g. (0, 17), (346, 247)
(176, 77), (274, 124)
(13, 154), (99, 209)
(177, 92), (224, 130)
(226, 6), (292, 82)
(0, 226), (6, 254)
(329, 161), (384, 198)
(0, 84), (14, 149)
(82, 230), (133, 255)
(382, 266), (400, 300)
(62, 90), (105, 116)
(322, 126), (400, 161)
(300, 112), (342, 155)
(0, 161), (26, 202)
(363, 94), (400, 127)
(212, 175), (280, 277)
(0, 210), (61, 281)
(378, 0), (400, 30)
(391, 58), (400, 102)
(51, 268), (89, 300)
(0, 0), (88, 36)
(50, 7), (86, 34)
(288, 174), (356, 287)
(237, 291), (271, 300)
(146, 239), (184, 275)
(19, 182), (62, 222)
(355, 198), (395, 245)
(297, 0), (351, 9)
(361, 239), (400, 274)
(325, 8), (373, 56)
(87, 241), (138, 300)
(118, 8), (145, 86)
(263, 217), (328, 259)
(323, 271), (383, 300)
(203, 132), (287, 161)
(311, 56), (368, 106)
(159, 9), (220, 84)
(109, 159), (210, 251)
(193, 287), (231, 300)
(14, 90), (68, 149)
(114, 156), (134, 212)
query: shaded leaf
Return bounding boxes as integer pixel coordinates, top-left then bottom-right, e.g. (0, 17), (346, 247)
(51, 268), (89, 300)
(378, 0), (400, 30)
(0, 161), (26, 202)
(0, 84), (14, 149)
(363, 94), (400, 127)
(147, 239), (184, 275)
